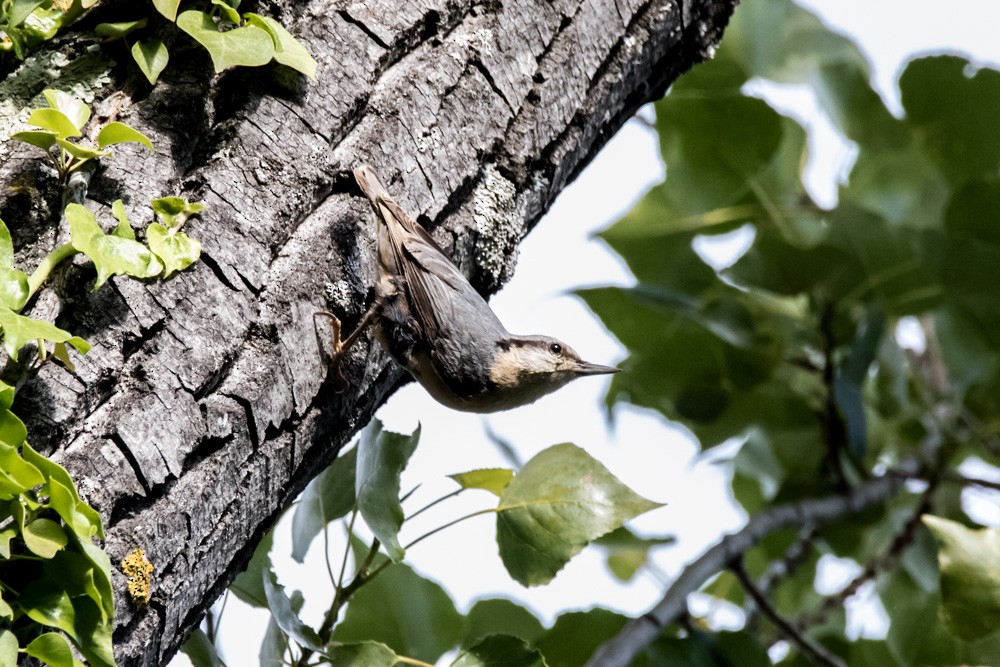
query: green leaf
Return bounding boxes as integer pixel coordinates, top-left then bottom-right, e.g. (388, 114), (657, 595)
(496, 443), (663, 586)
(25, 632), (74, 667)
(111, 200), (135, 240)
(9, 130), (57, 150)
(0, 442), (43, 489)
(210, 0), (241, 25)
(230, 527), (274, 608)
(464, 599), (545, 647)
(47, 477), (98, 539)
(0, 305), (84, 361)
(290, 446), (357, 563)
(534, 609), (630, 667)
(43, 89), (90, 130)
(8, 0), (48, 27)
(22, 442), (103, 541)
(449, 468), (514, 497)
(333, 562), (463, 663)
(54, 139), (109, 161)
(27, 108), (80, 139)
(326, 642), (398, 666)
(181, 628), (223, 667)
(0, 220), (11, 268)
(901, 56), (1000, 184)
(95, 18), (148, 39)
(152, 0), (181, 21)
(261, 569), (325, 652)
(176, 11), (275, 73)
(0, 266), (29, 311)
(150, 196), (207, 228)
(452, 634), (547, 667)
(67, 203), (163, 289)
(23, 518), (68, 558)
(244, 13), (317, 78)
(146, 223), (201, 278)
(355, 419), (420, 561)
(0, 630), (16, 666)
(131, 38), (170, 85)
(923, 515), (1000, 641)
(593, 526), (675, 582)
(96, 122), (153, 151)
(260, 588), (301, 666)
(21, 580), (76, 636)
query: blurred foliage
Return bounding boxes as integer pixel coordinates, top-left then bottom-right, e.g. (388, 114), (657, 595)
(577, 0), (1000, 662)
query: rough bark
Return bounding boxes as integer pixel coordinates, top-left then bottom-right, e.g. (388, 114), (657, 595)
(0, 0), (736, 664)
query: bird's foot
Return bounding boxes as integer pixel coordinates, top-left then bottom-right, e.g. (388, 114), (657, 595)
(314, 311), (349, 391)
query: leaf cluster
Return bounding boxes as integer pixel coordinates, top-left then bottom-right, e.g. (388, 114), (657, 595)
(0, 381), (114, 667)
(0, 0), (95, 59)
(576, 0), (1000, 662)
(202, 420), (666, 667)
(10, 90), (153, 180)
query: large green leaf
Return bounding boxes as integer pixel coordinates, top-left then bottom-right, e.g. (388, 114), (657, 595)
(27, 108), (80, 139)
(132, 39), (170, 85)
(901, 56), (1000, 185)
(0, 630), (17, 667)
(96, 122), (154, 151)
(176, 11), (275, 73)
(463, 598), (545, 647)
(332, 562), (463, 662)
(66, 203), (163, 288)
(0, 305), (88, 361)
(355, 420), (419, 561)
(152, 0), (181, 20)
(42, 89), (90, 130)
(244, 13), (317, 78)
(261, 569), (325, 652)
(22, 442), (103, 541)
(923, 515), (1000, 642)
(496, 444), (662, 586)
(23, 517), (67, 558)
(230, 527), (275, 608)
(534, 609), (633, 667)
(25, 632), (75, 667)
(290, 446), (357, 563)
(325, 642), (397, 666)
(180, 628), (223, 667)
(146, 223), (201, 278)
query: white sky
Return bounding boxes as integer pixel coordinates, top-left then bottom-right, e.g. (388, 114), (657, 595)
(172, 2), (1000, 664)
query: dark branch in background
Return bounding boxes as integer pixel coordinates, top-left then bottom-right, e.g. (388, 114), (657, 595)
(818, 302), (848, 491)
(731, 559), (847, 667)
(744, 523), (817, 633)
(584, 461), (918, 667)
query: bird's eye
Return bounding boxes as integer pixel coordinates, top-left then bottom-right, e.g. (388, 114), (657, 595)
(549, 343), (563, 355)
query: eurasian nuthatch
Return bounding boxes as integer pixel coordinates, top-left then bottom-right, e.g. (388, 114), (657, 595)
(317, 164), (619, 413)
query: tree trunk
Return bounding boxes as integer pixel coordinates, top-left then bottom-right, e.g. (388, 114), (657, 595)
(0, 0), (735, 663)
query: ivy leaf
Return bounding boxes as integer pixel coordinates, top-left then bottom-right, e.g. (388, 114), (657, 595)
(355, 419), (420, 562)
(152, 0), (181, 21)
(9, 130), (57, 150)
(111, 200), (135, 240)
(291, 445), (357, 563)
(54, 139), (109, 161)
(326, 642), (398, 666)
(452, 634), (548, 667)
(66, 203), (163, 289)
(210, 0), (241, 25)
(95, 18), (149, 40)
(0, 219), (12, 267)
(923, 515), (1000, 641)
(25, 632), (75, 667)
(150, 196), (207, 228)
(0, 305), (89, 361)
(496, 444), (663, 586)
(23, 518), (68, 558)
(23, 442), (103, 541)
(176, 11), (275, 73)
(147, 224), (202, 278)
(42, 89), (90, 130)
(0, 630), (17, 667)
(0, 266), (29, 311)
(244, 13), (317, 78)
(448, 468), (515, 497)
(96, 122), (154, 151)
(8, 0), (48, 27)
(131, 38), (170, 85)
(0, 442), (43, 489)
(27, 108), (80, 139)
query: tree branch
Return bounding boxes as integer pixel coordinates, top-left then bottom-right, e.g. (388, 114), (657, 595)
(732, 560), (847, 667)
(584, 462), (918, 667)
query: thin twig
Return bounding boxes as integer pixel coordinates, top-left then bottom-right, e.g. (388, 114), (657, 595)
(584, 461), (917, 667)
(732, 560), (847, 667)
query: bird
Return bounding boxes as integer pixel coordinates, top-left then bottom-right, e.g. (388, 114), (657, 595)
(315, 164), (619, 413)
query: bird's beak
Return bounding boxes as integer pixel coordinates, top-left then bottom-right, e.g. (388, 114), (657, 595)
(574, 360), (621, 376)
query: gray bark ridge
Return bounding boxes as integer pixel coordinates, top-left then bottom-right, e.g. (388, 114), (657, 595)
(0, 0), (735, 664)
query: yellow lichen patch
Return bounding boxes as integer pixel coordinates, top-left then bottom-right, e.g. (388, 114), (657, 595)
(121, 547), (154, 606)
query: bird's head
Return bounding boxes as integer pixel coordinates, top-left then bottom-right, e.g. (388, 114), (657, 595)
(488, 335), (619, 406)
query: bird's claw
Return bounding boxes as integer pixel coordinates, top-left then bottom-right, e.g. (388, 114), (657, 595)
(314, 311), (349, 390)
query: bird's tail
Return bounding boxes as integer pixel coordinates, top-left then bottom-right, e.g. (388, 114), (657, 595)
(354, 164), (389, 204)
